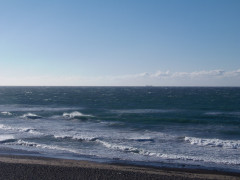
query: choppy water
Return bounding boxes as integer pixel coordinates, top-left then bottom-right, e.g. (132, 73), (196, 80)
(0, 87), (239, 172)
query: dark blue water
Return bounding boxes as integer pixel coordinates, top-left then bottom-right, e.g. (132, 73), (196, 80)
(0, 87), (239, 172)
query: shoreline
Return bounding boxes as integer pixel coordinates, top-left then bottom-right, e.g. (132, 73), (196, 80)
(0, 155), (239, 180)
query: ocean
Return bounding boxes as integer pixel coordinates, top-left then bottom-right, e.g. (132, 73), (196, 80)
(0, 87), (239, 172)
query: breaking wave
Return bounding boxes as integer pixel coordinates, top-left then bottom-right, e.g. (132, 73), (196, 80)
(1, 111), (12, 116)
(21, 113), (42, 119)
(12, 140), (80, 154)
(184, 136), (240, 149)
(96, 140), (240, 165)
(0, 124), (43, 135)
(63, 111), (93, 119)
(0, 135), (16, 143)
(54, 134), (155, 143)
(96, 140), (141, 153)
(53, 134), (98, 141)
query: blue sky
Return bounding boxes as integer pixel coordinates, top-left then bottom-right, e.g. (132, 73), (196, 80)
(0, 0), (239, 86)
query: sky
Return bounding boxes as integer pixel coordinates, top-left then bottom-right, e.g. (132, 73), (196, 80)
(0, 0), (239, 86)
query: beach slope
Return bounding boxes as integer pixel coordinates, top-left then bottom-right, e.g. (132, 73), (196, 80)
(0, 155), (239, 180)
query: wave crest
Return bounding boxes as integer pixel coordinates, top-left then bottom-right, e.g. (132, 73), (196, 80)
(184, 136), (240, 149)
(0, 124), (43, 135)
(54, 134), (97, 141)
(63, 111), (93, 119)
(13, 140), (80, 154)
(0, 135), (15, 143)
(97, 140), (239, 165)
(1, 112), (12, 116)
(22, 113), (42, 119)
(96, 140), (141, 153)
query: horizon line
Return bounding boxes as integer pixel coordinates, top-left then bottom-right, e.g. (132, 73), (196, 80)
(0, 85), (239, 88)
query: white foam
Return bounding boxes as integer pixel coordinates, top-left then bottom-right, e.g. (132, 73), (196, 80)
(22, 128), (43, 135)
(0, 124), (11, 130)
(150, 152), (240, 165)
(96, 140), (239, 165)
(184, 136), (240, 149)
(63, 111), (93, 118)
(96, 140), (141, 153)
(54, 134), (97, 141)
(0, 124), (43, 135)
(1, 111), (12, 116)
(14, 140), (80, 154)
(53, 134), (70, 139)
(21, 113), (41, 119)
(0, 135), (15, 142)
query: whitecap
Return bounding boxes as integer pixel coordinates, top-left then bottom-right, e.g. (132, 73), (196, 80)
(96, 139), (240, 165)
(21, 128), (43, 135)
(96, 140), (141, 153)
(150, 152), (240, 165)
(54, 134), (97, 141)
(21, 113), (41, 119)
(0, 124), (11, 131)
(13, 140), (80, 154)
(63, 111), (93, 119)
(184, 136), (240, 149)
(0, 124), (43, 135)
(1, 111), (12, 116)
(0, 135), (15, 143)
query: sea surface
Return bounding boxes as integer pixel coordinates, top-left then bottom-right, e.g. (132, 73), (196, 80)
(0, 87), (239, 172)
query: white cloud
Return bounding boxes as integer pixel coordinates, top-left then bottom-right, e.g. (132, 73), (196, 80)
(224, 69), (240, 77)
(190, 69), (225, 77)
(171, 69), (225, 78)
(151, 71), (170, 77)
(0, 69), (240, 86)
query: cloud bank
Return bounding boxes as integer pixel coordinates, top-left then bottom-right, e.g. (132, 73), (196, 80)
(0, 69), (240, 86)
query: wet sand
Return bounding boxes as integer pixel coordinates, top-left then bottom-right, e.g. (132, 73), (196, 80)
(0, 155), (239, 180)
